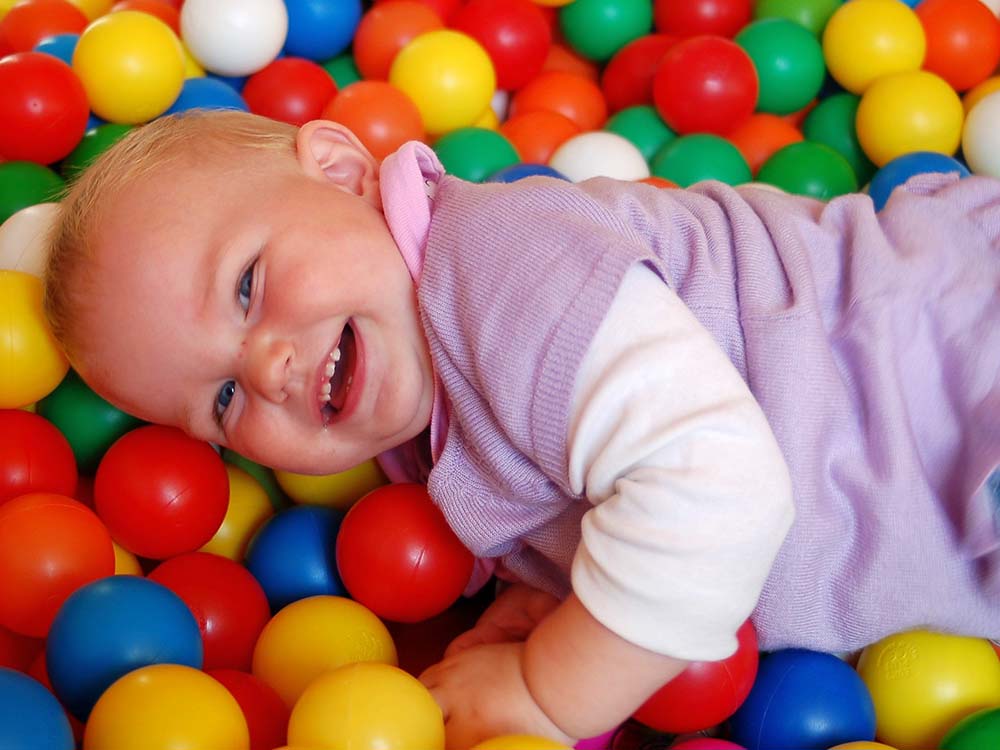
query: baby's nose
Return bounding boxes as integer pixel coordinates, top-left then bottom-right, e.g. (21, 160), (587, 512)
(246, 338), (293, 402)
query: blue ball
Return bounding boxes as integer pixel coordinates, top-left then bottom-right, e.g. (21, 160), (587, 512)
(869, 151), (971, 211)
(205, 72), (248, 93)
(245, 505), (345, 612)
(0, 669), (74, 750)
(488, 163), (570, 183)
(34, 33), (78, 65)
(729, 649), (876, 750)
(46, 576), (202, 721)
(165, 77), (249, 115)
(283, 0), (362, 61)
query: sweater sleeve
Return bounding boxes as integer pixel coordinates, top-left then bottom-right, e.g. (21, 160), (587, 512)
(567, 263), (795, 661)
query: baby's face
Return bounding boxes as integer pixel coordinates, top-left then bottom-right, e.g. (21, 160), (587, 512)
(79, 145), (434, 474)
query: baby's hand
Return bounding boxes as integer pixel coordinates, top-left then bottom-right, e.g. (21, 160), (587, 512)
(444, 582), (560, 657)
(419, 641), (574, 749)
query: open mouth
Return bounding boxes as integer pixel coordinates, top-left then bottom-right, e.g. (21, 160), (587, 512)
(320, 322), (357, 423)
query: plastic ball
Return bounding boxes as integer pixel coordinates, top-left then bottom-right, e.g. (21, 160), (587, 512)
(93, 425), (230, 559)
(0, 493), (112, 638)
(729, 649), (876, 750)
(0, 161), (64, 225)
(336, 483), (474, 623)
(0, 668), (74, 750)
(801, 93), (875, 186)
(671, 741), (746, 750)
(963, 75), (1000, 114)
(651, 134), (752, 187)
(222, 448), (288, 510)
(471, 737), (572, 750)
(451, 0), (550, 90)
(433, 127), (520, 183)
(962, 90), (1000, 178)
(652, 35), (758, 135)
(274, 458), (388, 510)
(601, 33), (677, 114)
(60, 123), (132, 181)
(180, 0), (288, 77)
(725, 113), (802, 175)
(543, 41), (602, 81)
(68, 0), (113, 21)
(499, 110), (580, 164)
(856, 631), (1000, 749)
(0, 201), (59, 277)
(0, 52), (88, 164)
(0, 0), (88, 54)
(604, 104), (676, 162)
(0, 624), (43, 672)
(243, 57), (337, 126)
(283, 0), (361, 61)
(822, 0), (926, 95)
(756, 141), (858, 200)
(200, 465), (275, 562)
(868, 152), (970, 212)
(47, 575), (203, 720)
(111, 540), (142, 575)
(208, 668), (290, 750)
(0, 270), (69, 409)
(390, 29), (496, 137)
(549, 131), (650, 182)
(752, 0), (840, 37)
(559, 0), (653, 63)
(252, 595), (397, 708)
(244, 505), (345, 611)
(322, 81), (424, 161)
(353, 1), (444, 81)
(734, 18), (824, 115)
(164, 76), (249, 114)
(83, 664), (249, 750)
(488, 163), (569, 183)
(0, 409), (77, 505)
(509, 70), (607, 131)
(855, 70), (964, 167)
(915, 0), (1000, 93)
(322, 52), (361, 88)
(111, 0), (180, 34)
(33, 31), (78, 64)
(828, 743), (897, 750)
(149, 552), (270, 671)
(633, 620), (758, 734)
(940, 706), (1000, 750)
(653, 0), (752, 38)
(288, 662), (444, 750)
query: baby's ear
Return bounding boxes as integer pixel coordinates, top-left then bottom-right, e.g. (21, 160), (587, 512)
(296, 121), (380, 203)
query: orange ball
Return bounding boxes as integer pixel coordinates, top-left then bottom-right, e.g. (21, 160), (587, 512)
(916, 0), (1000, 92)
(540, 42), (600, 82)
(640, 175), (678, 189)
(322, 81), (424, 160)
(509, 70), (607, 131)
(499, 109), (579, 164)
(353, 0), (443, 81)
(726, 113), (804, 175)
(111, 0), (179, 34)
(0, 0), (87, 54)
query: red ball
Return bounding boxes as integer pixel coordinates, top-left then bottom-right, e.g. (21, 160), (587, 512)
(0, 0), (88, 55)
(93, 425), (229, 559)
(353, 1), (444, 81)
(148, 552), (270, 671)
(0, 51), (89, 165)
(322, 80), (425, 161)
(243, 57), (338, 127)
(0, 409), (77, 508)
(916, 0), (1000, 93)
(336, 483), (474, 623)
(633, 619), (759, 734)
(509, 70), (608, 131)
(0, 493), (114, 637)
(653, 0), (751, 38)
(0, 624), (43, 672)
(451, 0), (552, 91)
(601, 33), (678, 114)
(375, 0), (461, 23)
(111, 0), (181, 34)
(208, 669), (289, 750)
(652, 34), (757, 135)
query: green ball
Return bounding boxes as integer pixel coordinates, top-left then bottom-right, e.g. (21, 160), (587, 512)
(432, 127), (520, 183)
(322, 53), (361, 89)
(803, 93), (876, 186)
(222, 449), (289, 511)
(735, 18), (825, 115)
(559, 0), (653, 62)
(0, 161), (64, 225)
(604, 105), (676, 162)
(36, 370), (144, 475)
(60, 124), (133, 182)
(757, 141), (858, 200)
(753, 0), (841, 36)
(651, 134), (752, 187)
(941, 707), (1000, 750)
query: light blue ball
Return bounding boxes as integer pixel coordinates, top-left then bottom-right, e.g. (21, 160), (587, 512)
(869, 151), (970, 211)
(283, 0), (362, 61)
(33, 33), (78, 65)
(489, 163), (570, 183)
(0, 669), (74, 750)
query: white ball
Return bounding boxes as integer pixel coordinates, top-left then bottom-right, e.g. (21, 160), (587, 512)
(181, 0), (288, 77)
(978, 0), (1000, 16)
(548, 131), (650, 183)
(962, 91), (1000, 178)
(0, 203), (61, 278)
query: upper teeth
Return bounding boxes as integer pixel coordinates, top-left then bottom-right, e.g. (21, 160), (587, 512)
(320, 347), (342, 404)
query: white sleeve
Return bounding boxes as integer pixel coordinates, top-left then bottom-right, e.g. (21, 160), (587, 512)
(568, 263), (794, 661)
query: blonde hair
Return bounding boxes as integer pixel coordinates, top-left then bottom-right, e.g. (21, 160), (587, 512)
(44, 110), (298, 364)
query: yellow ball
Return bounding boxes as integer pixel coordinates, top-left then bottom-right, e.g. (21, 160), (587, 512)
(288, 662), (445, 750)
(201, 466), (274, 561)
(532, 0), (574, 6)
(856, 70), (964, 167)
(252, 595), (397, 708)
(0, 271), (69, 409)
(68, 0), (114, 21)
(390, 30), (496, 137)
(112, 541), (143, 576)
(829, 743), (899, 750)
(472, 735), (574, 750)
(275, 459), (386, 510)
(0, 0), (18, 19)
(963, 76), (1000, 114)
(184, 45), (207, 79)
(822, 0), (925, 94)
(73, 11), (186, 124)
(83, 664), (250, 750)
(856, 631), (1000, 749)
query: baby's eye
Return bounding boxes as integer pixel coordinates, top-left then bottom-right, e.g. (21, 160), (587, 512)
(215, 380), (237, 423)
(238, 261), (256, 313)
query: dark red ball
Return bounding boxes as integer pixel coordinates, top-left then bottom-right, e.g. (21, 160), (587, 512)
(0, 409), (77, 507)
(208, 669), (289, 750)
(654, 0), (752, 38)
(601, 33), (678, 114)
(451, 0), (552, 91)
(243, 57), (338, 127)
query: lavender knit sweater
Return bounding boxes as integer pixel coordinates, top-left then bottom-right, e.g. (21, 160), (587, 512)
(414, 171), (1000, 652)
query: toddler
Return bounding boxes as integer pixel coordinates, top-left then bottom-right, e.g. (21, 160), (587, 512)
(44, 111), (1000, 747)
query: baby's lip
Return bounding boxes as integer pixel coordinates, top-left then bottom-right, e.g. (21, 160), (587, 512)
(316, 325), (346, 426)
